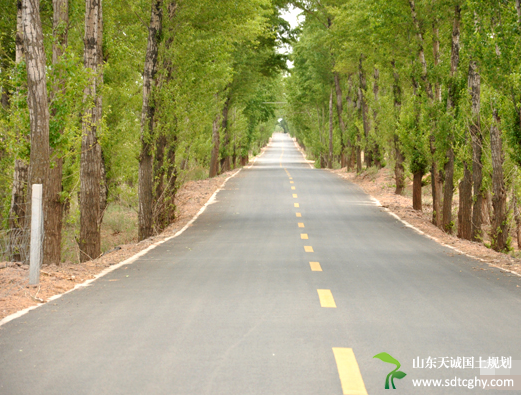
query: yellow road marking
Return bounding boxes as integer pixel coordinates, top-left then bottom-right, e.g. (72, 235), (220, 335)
(289, 177), (293, 180)
(294, 203), (300, 208)
(290, 181), (294, 184)
(298, 223), (305, 228)
(296, 212), (302, 217)
(301, 233), (308, 239)
(332, 348), (368, 395)
(291, 186), (295, 190)
(304, 246), (313, 252)
(309, 262), (322, 271)
(317, 289), (336, 308)
(279, 148), (284, 167)
(293, 194), (298, 198)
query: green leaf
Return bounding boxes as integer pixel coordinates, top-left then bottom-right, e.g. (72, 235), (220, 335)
(393, 371), (407, 379)
(373, 352), (401, 368)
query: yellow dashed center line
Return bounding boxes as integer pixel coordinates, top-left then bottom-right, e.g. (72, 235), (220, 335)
(301, 233), (308, 240)
(332, 348), (368, 395)
(298, 223), (305, 228)
(296, 212), (302, 217)
(291, 186), (295, 190)
(294, 203), (300, 208)
(317, 289), (336, 308)
(290, 181), (294, 184)
(309, 261), (322, 271)
(279, 148), (284, 167)
(289, 177), (293, 180)
(292, 194), (298, 198)
(304, 245), (313, 252)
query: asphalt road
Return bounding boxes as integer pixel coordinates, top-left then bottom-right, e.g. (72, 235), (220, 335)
(1, 133), (521, 395)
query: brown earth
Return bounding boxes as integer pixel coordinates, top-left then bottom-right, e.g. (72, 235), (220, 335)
(330, 166), (521, 278)
(0, 168), (244, 322)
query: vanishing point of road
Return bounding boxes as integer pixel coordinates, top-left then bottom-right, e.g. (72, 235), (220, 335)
(1, 133), (520, 394)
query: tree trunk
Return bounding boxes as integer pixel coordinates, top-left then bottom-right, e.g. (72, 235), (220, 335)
(468, 59), (483, 241)
(328, 88), (333, 169)
(355, 85), (363, 173)
(80, 0), (103, 260)
(408, 0), (433, 100)
(413, 171), (423, 211)
(138, 0), (162, 242)
(514, 196), (521, 249)
(490, 110), (509, 251)
(220, 96), (231, 173)
(358, 55), (371, 168)
(457, 163), (472, 239)
(23, 0), (51, 252)
(372, 67), (382, 168)
(482, 191), (492, 226)
(9, 1), (29, 263)
(432, 11), (441, 102)
(394, 137), (405, 195)
(97, 3), (107, 224)
(44, 0), (69, 265)
(334, 72), (348, 168)
(442, 5), (461, 235)
(430, 144), (443, 227)
(442, 148), (455, 233)
(8, 160), (28, 262)
(391, 61), (405, 195)
(209, 111), (220, 177)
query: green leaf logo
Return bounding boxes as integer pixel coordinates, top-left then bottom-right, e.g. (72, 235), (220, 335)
(373, 352), (407, 389)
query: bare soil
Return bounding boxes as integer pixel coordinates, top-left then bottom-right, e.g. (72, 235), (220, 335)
(330, 167), (521, 278)
(0, 169), (241, 321)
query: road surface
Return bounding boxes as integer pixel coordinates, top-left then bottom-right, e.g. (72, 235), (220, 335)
(1, 133), (520, 394)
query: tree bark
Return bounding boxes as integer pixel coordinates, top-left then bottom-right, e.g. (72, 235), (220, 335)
(408, 0), (433, 100)
(44, 0), (69, 265)
(358, 55), (371, 168)
(328, 88), (333, 169)
(333, 72), (348, 168)
(430, 141), (443, 227)
(9, 160), (28, 262)
(468, 59), (483, 241)
(355, 85), (362, 173)
(372, 68), (382, 168)
(9, 0), (29, 263)
(80, 0), (103, 260)
(413, 171), (423, 211)
(220, 95), (231, 173)
(514, 196), (521, 249)
(391, 61), (405, 195)
(394, 137), (405, 195)
(442, 148), (455, 233)
(138, 0), (162, 242)
(430, 14), (443, 227)
(209, 111), (220, 177)
(432, 11), (441, 102)
(23, 0), (51, 245)
(441, 5), (461, 234)
(457, 163), (472, 239)
(490, 110), (509, 251)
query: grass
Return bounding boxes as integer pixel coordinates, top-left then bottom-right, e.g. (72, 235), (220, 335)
(60, 201), (138, 264)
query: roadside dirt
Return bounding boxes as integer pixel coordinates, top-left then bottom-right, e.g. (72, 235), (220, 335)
(0, 168), (242, 321)
(331, 167), (521, 278)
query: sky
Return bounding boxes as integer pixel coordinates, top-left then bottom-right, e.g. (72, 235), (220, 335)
(278, 5), (303, 69)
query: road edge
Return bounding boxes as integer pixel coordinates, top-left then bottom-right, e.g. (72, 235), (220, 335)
(0, 168), (244, 328)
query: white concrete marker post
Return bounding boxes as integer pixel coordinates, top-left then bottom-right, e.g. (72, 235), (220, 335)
(29, 184), (43, 285)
